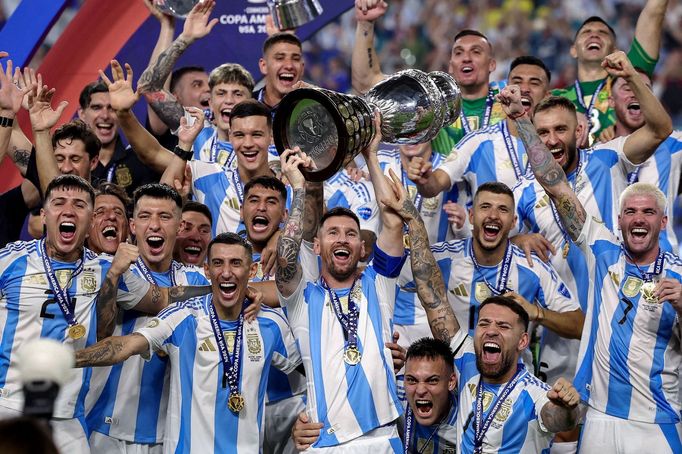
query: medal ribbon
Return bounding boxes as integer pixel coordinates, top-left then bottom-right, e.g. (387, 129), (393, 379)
(626, 167), (641, 186)
(574, 79), (606, 131)
(469, 240), (514, 295)
(206, 296), (245, 398)
(548, 155), (584, 253)
(231, 169), (245, 205)
(461, 89), (494, 135)
(622, 246), (665, 282)
(321, 277), (361, 353)
(403, 404), (414, 454)
(209, 132), (234, 167)
(40, 239), (84, 328)
(106, 164), (117, 183)
(135, 257), (177, 287)
(500, 121), (525, 180)
(473, 365), (525, 453)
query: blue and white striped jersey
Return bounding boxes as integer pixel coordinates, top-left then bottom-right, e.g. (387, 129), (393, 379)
(376, 147), (469, 244)
(421, 239), (577, 383)
(324, 169), (380, 233)
(278, 247), (407, 447)
(406, 401), (458, 454)
(513, 139), (634, 314)
(614, 131), (682, 252)
(86, 261), (208, 443)
(136, 295), (301, 453)
(190, 161), (292, 237)
(435, 121), (528, 194)
(250, 252), (306, 405)
(193, 125), (279, 168)
(0, 240), (149, 418)
(450, 331), (554, 454)
(574, 215), (682, 423)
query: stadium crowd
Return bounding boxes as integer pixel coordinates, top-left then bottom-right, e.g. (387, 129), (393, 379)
(0, 0), (681, 453)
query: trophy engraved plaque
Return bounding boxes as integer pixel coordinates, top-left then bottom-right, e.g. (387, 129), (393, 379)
(273, 69), (461, 181)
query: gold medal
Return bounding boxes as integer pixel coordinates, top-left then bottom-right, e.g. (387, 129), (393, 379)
(68, 324), (86, 340)
(227, 392), (245, 413)
(562, 242), (570, 259)
(343, 346), (362, 365)
(641, 281), (658, 304)
(403, 233), (411, 250)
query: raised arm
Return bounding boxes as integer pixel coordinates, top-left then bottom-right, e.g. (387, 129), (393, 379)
(602, 52), (672, 163)
(380, 168), (460, 343)
(0, 59), (32, 171)
(406, 157), (452, 198)
(504, 291), (584, 340)
(634, 0), (668, 62)
(142, 0), (176, 136)
(351, 0), (388, 94)
(364, 114), (403, 256)
(498, 85), (586, 242)
(75, 333), (149, 367)
(276, 148), (312, 297)
(137, 0), (218, 131)
(27, 82), (66, 196)
(101, 60), (173, 173)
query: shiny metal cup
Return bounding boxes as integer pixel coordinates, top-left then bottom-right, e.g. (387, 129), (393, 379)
(273, 69), (461, 181)
(155, 0), (200, 18)
(268, 0), (323, 30)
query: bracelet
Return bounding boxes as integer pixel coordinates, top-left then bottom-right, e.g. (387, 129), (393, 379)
(535, 306), (545, 323)
(173, 145), (193, 161)
(0, 116), (14, 127)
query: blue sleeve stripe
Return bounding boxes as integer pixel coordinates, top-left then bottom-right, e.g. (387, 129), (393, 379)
(372, 245), (407, 278)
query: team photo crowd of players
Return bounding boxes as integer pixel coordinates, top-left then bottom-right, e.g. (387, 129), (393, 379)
(0, 0), (681, 453)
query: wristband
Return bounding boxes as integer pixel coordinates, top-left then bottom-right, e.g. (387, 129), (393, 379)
(0, 116), (14, 127)
(173, 145), (193, 161)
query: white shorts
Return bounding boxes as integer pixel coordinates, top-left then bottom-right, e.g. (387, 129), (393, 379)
(263, 395), (306, 454)
(304, 423), (402, 453)
(51, 416), (90, 454)
(89, 431), (163, 454)
(579, 407), (682, 454)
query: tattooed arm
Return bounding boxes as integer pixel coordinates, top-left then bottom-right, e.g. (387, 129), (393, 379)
(137, 0), (218, 130)
(541, 377), (580, 433)
(302, 181), (323, 242)
(498, 86), (586, 242)
(351, 1), (388, 94)
(381, 169), (460, 343)
(75, 334), (149, 368)
(276, 149), (311, 297)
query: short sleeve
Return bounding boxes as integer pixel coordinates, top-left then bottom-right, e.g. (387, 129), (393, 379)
(136, 316), (175, 360)
(116, 269), (152, 310)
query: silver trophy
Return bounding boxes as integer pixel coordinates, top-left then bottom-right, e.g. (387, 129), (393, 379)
(268, 0), (323, 30)
(155, 0), (201, 18)
(273, 69), (461, 181)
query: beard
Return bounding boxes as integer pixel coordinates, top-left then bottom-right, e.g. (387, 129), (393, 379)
(475, 349), (516, 381)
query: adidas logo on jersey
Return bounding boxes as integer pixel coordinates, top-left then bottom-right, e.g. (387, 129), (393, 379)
(449, 283), (469, 297)
(198, 338), (217, 352)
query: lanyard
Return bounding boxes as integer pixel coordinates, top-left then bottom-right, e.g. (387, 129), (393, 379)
(469, 240), (513, 295)
(135, 257), (177, 287)
(321, 277), (361, 350)
(461, 89), (495, 135)
(574, 79), (606, 130)
(626, 167), (641, 186)
(500, 121), (525, 180)
(231, 169), (245, 205)
(622, 246), (665, 282)
(401, 166), (424, 213)
(473, 365), (525, 453)
(209, 132), (234, 166)
(40, 239), (84, 327)
(403, 397), (450, 454)
(206, 296), (245, 403)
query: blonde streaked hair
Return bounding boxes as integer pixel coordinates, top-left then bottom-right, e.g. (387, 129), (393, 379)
(619, 182), (667, 214)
